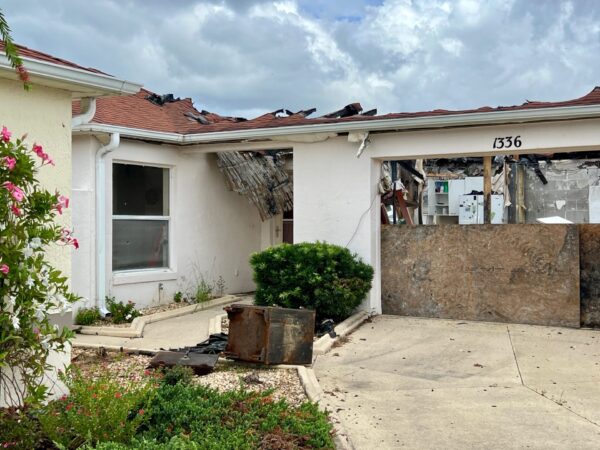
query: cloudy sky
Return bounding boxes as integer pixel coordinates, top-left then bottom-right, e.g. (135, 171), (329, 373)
(3, 0), (600, 118)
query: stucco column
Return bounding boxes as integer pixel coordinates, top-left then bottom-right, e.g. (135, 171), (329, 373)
(293, 138), (382, 314)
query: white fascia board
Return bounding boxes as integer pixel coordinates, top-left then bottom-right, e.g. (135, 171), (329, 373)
(73, 123), (182, 143)
(74, 103), (600, 146)
(0, 55), (142, 97)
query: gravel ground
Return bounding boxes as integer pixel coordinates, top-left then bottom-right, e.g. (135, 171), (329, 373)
(70, 348), (307, 406)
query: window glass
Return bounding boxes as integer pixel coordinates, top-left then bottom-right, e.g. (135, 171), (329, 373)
(113, 163), (169, 216)
(112, 220), (169, 271)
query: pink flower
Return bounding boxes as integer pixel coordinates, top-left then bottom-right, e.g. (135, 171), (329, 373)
(3, 156), (16, 170)
(3, 182), (24, 202)
(138, 409), (145, 416)
(54, 195), (69, 214)
(114, 392), (122, 399)
(32, 143), (55, 166)
(1, 126), (11, 142)
(60, 228), (79, 249)
(11, 186), (24, 202)
(0, 264), (9, 275)
(10, 204), (21, 216)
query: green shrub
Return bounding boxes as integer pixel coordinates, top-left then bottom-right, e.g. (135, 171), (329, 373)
(160, 365), (194, 386)
(194, 279), (212, 303)
(74, 306), (101, 326)
(250, 242), (374, 322)
(38, 368), (155, 448)
(89, 436), (201, 449)
(139, 383), (334, 449)
(107, 297), (140, 324)
(173, 291), (183, 303)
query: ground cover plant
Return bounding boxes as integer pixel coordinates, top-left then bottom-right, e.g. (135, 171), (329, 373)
(1, 364), (334, 449)
(251, 242), (374, 322)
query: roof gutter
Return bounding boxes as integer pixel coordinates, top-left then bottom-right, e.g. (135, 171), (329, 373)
(0, 55), (141, 95)
(73, 103), (600, 145)
(71, 97), (96, 128)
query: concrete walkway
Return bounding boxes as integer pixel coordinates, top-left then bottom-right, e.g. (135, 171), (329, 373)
(314, 315), (600, 450)
(73, 296), (252, 351)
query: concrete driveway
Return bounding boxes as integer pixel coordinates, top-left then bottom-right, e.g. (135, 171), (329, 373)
(314, 315), (600, 450)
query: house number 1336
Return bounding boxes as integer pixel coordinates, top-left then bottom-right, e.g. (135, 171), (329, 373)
(492, 136), (522, 149)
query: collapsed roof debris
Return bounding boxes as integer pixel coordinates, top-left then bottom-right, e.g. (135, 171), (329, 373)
(217, 151), (293, 221)
(145, 93), (180, 106)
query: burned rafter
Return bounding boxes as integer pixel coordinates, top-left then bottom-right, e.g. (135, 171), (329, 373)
(322, 102), (363, 118)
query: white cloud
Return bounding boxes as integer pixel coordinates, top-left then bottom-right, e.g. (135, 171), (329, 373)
(3, 0), (600, 118)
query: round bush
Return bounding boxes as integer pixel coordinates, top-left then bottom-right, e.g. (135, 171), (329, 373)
(250, 242), (374, 322)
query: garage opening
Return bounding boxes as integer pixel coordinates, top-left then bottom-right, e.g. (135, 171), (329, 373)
(380, 152), (600, 328)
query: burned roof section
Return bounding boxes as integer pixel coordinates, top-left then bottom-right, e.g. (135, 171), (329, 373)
(73, 87), (600, 136)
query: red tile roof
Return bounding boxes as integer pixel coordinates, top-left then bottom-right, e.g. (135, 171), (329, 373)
(0, 42), (108, 75)
(73, 86), (600, 136)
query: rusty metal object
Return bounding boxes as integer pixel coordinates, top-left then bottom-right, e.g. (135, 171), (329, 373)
(149, 351), (218, 375)
(224, 304), (315, 365)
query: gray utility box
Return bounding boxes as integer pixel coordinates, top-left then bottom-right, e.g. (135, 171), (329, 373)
(224, 304), (315, 365)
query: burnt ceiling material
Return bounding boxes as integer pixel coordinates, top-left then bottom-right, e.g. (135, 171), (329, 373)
(216, 151), (293, 221)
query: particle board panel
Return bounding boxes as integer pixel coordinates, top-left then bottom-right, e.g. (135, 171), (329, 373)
(381, 224), (580, 327)
(580, 224), (600, 327)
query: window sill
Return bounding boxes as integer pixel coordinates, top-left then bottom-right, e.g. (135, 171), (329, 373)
(113, 269), (178, 286)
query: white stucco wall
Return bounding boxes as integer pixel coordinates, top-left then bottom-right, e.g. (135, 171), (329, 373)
(293, 117), (600, 314)
(0, 78), (73, 407)
(294, 137), (382, 314)
(72, 136), (264, 309)
(0, 78), (73, 277)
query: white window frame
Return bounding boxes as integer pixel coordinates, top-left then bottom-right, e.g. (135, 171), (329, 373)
(110, 160), (177, 285)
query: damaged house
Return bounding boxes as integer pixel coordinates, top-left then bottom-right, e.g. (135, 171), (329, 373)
(70, 84), (600, 330)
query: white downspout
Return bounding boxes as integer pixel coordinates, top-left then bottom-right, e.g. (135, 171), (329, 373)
(96, 133), (120, 315)
(72, 97), (97, 128)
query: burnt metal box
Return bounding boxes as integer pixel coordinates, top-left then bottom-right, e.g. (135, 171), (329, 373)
(224, 304), (315, 365)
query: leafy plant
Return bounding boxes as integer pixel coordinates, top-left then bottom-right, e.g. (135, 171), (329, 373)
(194, 279), (212, 303)
(250, 242), (374, 322)
(0, 8), (30, 89)
(0, 128), (79, 406)
(88, 437), (201, 449)
(173, 291), (183, 303)
(160, 365), (194, 386)
(139, 383), (334, 449)
(38, 368), (155, 448)
(74, 306), (101, 326)
(106, 297), (140, 324)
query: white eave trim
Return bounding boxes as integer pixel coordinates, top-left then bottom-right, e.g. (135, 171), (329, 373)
(0, 55), (141, 96)
(73, 103), (600, 145)
(73, 123), (182, 143)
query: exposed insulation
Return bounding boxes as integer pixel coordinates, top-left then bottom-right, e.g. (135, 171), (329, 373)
(216, 151), (293, 221)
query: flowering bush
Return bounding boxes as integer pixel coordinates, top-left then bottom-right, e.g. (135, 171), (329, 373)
(107, 297), (140, 324)
(38, 368), (156, 448)
(0, 127), (79, 406)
